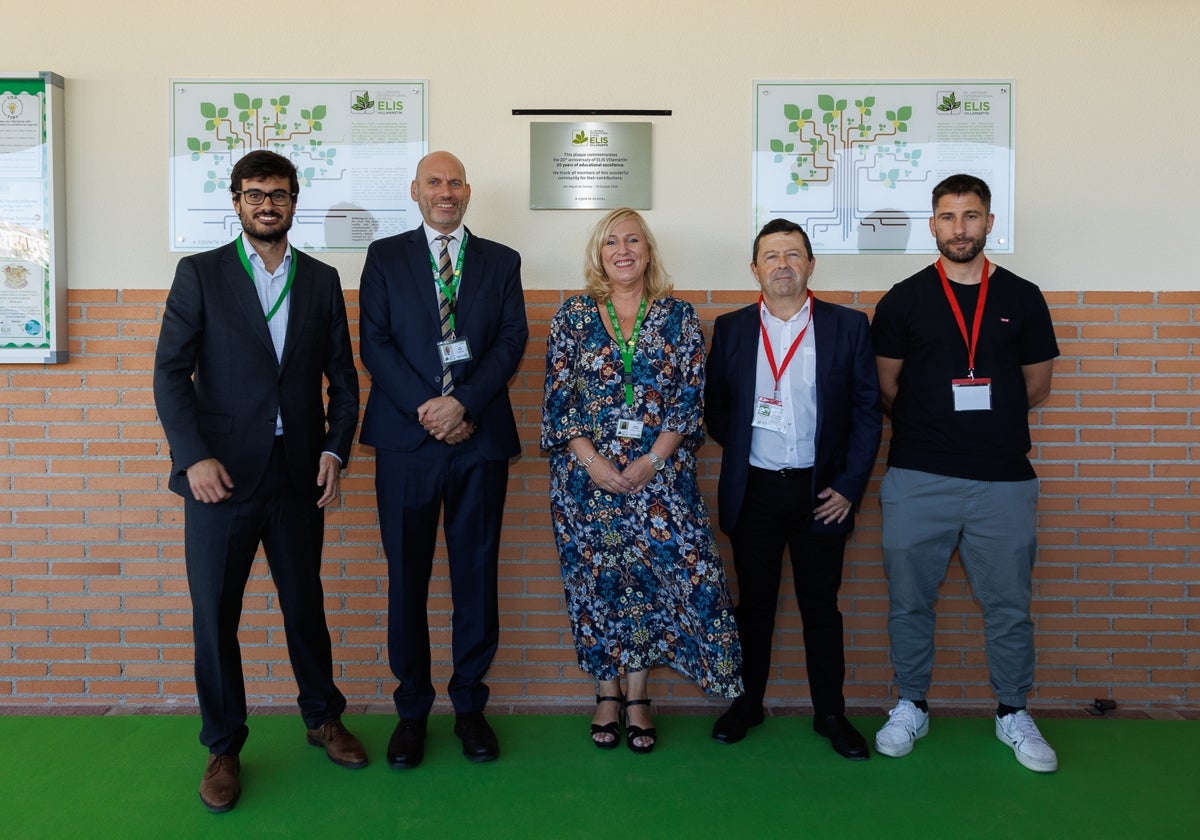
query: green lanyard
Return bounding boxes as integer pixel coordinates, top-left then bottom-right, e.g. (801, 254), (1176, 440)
(605, 297), (648, 406)
(235, 236), (295, 323)
(427, 232), (468, 333)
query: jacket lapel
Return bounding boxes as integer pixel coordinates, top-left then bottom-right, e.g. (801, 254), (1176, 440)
(812, 299), (836, 395)
(410, 226), (442, 327)
(223, 241), (278, 362)
(812, 298), (837, 442)
(733, 303), (761, 431)
(279, 247), (309, 372)
(453, 226), (482, 328)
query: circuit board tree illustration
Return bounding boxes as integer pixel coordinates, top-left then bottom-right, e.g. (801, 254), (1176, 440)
(184, 91), (340, 194)
(768, 93), (923, 241)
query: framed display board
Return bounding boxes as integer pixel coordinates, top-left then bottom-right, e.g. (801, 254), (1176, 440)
(754, 80), (1014, 254)
(0, 71), (67, 363)
(170, 79), (428, 251)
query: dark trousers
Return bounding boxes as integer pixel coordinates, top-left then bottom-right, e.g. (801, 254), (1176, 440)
(730, 466), (848, 716)
(376, 444), (508, 719)
(184, 439), (345, 755)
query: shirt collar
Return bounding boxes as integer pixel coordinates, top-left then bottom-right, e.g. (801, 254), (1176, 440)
(240, 232), (292, 275)
(759, 294), (811, 326)
(423, 223), (466, 249)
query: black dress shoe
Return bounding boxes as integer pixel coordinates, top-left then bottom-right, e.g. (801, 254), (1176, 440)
(712, 701), (765, 744)
(387, 717), (427, 770)
(813, 713), (870, 760)
(454, 711), (499, 762)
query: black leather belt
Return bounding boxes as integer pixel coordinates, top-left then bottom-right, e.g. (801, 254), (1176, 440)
(749, 465), (812, 480)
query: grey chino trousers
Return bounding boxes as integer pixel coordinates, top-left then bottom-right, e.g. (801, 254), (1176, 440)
(880, 466), (1039, 708)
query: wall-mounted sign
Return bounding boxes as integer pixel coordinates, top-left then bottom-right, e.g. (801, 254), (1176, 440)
(170, 79), (427, 252)
(0, 71), (67, 363)
(753, 80), (1014, 254)
(530, 122), (651, 210)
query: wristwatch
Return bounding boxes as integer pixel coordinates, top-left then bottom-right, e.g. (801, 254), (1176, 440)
(647, 451), (666, 471)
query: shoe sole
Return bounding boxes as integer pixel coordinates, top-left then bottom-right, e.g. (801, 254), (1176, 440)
(711, 715), (763, 745)
(306, 735), (368, 769)
(995, 722), (1058, 773)
(455, 731), (499, 762)
(199, 791), (238, 814)
(1010, 750), (1058, 773)
(874, 719), (929, 757)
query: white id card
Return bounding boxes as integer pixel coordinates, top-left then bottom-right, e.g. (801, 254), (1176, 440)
(438, 338), (472, 365)
(616, 418), (645, 439)
(751, 396), (786, 432)
(952, 378), (992, 411)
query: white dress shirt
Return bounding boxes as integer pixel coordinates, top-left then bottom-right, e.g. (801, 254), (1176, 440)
(242, 233), (292, 435)
(748, 296), (817, 470)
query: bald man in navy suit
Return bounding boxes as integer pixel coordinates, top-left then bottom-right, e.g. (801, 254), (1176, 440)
(359, 151), (528, 769)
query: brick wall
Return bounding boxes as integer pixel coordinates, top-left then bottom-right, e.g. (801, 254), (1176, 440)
(1, 288), (1196, 711)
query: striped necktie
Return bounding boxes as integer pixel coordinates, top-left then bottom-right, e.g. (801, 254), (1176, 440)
(435, 235), (455, 395)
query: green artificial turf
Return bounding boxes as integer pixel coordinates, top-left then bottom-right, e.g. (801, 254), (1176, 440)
(1, 713), (1195, 839)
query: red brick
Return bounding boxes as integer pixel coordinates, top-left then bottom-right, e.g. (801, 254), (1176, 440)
(0, 289), (1195, 712)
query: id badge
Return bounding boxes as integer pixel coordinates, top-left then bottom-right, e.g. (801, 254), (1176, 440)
(952, 378), (992, 411)
(438, 337), (472, 365)
(752, 396), (786, 432)
(616, 418), (645, 439)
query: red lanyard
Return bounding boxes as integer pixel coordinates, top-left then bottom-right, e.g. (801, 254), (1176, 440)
(758, 291), (812, 395)
(935, 258), (989, 379)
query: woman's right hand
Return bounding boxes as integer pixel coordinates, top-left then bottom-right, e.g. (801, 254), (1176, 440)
(585, 455), (639, 495)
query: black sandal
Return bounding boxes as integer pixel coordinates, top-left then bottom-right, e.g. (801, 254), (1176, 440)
(591, 695), (623, 749)
(623, 698), (657, 754)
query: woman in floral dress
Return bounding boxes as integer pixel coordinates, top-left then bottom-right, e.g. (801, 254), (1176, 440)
(541, 208), (742, 753)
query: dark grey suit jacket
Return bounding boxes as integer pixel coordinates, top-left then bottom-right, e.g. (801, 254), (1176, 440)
(153, 240), (359, 502)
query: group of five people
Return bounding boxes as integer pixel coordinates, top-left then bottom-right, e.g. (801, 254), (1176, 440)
(153, 149), (1058, 813)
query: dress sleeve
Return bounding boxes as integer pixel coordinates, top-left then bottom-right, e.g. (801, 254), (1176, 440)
(660, 300), (705, 438)
(540, 300), (587, 450)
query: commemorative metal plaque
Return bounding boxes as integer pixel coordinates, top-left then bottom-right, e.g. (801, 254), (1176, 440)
(529, 122), (651, 209)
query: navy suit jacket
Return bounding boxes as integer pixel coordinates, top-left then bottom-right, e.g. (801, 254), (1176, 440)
(705, 297), (882, 536)
(153, 240), (359, 503)
(358, 225), (528, 459)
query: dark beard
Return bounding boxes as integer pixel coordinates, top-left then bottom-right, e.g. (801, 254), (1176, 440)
(245, 223), (290, 244)
(937, 234), (986, 263)
(239, 208), (293, 245)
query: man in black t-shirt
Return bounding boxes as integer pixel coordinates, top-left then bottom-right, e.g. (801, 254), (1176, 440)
(870, 174), (1060, 773)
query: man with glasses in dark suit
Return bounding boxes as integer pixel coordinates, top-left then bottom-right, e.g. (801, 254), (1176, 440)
(155, 150), (364, 813)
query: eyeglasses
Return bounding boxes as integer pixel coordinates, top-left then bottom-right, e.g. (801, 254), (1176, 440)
(234, 189), (296, 206)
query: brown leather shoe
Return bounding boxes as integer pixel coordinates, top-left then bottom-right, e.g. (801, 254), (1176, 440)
(307, 718), (368, 768)
(198, 754), (240, 813)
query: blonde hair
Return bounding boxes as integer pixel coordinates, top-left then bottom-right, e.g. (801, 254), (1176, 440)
(582, 208), (673, 304)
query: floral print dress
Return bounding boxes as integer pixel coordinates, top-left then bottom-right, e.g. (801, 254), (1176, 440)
(541, 294), (742, 696)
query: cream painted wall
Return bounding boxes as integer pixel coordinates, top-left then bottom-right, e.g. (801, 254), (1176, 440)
(4, 0), (1196, 291)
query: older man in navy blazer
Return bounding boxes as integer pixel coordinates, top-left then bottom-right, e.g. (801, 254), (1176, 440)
(359, 151), (528, 769)
(705, 219), (881, 759)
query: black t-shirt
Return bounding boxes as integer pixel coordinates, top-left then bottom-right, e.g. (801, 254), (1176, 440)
(871, 264), (1059, 481)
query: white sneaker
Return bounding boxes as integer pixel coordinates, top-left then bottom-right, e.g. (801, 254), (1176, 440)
(995, 710), (1058, 773)
(875, 699), (929, 757)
